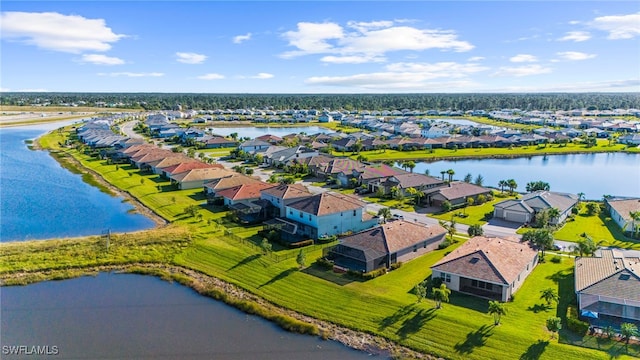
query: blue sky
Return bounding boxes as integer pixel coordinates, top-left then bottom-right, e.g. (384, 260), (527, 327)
(1, 1), (639, 93)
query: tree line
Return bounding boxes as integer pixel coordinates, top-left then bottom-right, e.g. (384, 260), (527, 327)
(3, 92), (640, 112)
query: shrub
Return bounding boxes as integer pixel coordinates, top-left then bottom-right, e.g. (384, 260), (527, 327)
(390, 262), (403, 270)
(288, 239), (313, 248)
(550, 255), (562, 263)
(315, 257), (333, 270)
(566, 305), (589, 336)
(438, 239), (452, 249)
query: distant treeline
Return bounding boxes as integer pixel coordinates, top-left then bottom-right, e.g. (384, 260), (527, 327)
(3, 92), (640, 112)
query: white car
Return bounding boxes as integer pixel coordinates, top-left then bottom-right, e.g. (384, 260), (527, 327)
(391, 213), (404, 220)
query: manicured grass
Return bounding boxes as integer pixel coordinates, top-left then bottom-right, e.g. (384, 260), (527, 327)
(349, 141), (635, 162)
(175, 236), (629, 359)
(429, 193), (514, 226)
(554, 212), (640, 250)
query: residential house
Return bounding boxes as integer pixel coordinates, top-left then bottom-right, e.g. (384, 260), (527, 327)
(267, 146), (318, 166)
(199, 136), (237, 149)
(255, 134), (283, 144)
(217, 182), (274, 206)
(329, 221), (447, 272)
(376, 173), (445, 196)
(353, 164), (407, 191)
(239, 139), (271, 153)
(204, 174), (263, 203)
(170, 167), (235, 190)
(159, 161), (218, 179)
(604, 197), (640, 236)
(493, 191), (578, 225)
(260, 183), (313, 217)
(574, 249), (640, 324)
(429, 182), (493, 208)
(278, 192), (379, 240)
(431, 236), (539, 301)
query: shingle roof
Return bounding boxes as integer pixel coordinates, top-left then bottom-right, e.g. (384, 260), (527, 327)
(204, 174), (262, 191)
(431, 237), (537, 285)
(287, 191), (366, 216)
(574, 249), (640, 301)
(171, 167), (234, 182)
(387, 173), (443, 188)
(358, 164), (406, 180)
(217, 182), (275, 201)
(260, 183), (312, 199)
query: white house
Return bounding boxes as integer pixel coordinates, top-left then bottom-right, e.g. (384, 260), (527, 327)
(604, 197), (640, 236)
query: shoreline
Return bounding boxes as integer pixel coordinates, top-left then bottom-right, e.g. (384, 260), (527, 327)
(0, 263), (436, 359)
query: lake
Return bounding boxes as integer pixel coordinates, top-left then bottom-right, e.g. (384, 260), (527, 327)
(0, 273), (377, 360)
(0, 123), (155, 241)
(207, 126), (334, 139)
(409, 152), (639, 200)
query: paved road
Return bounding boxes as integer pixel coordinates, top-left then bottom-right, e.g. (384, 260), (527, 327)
(121, 120), (143, 139)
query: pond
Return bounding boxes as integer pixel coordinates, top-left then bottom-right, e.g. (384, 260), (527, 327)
(0, 123), (155, 241)
(0, 273), (379, 360)
(409, 152), (639, 200)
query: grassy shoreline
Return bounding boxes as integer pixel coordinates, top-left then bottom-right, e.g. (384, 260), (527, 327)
(2, 126), (638, 359)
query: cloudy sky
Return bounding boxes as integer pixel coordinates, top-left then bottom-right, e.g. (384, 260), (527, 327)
(1, 1), (639, 93)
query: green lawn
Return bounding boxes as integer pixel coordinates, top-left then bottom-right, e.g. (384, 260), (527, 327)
(429, 193), (514, 226)
(554, 212), (640, 250)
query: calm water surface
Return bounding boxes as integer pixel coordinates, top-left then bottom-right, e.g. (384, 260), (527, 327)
(410, 152), (639, 200)
(0, 123), (154, 241)
(0, 273), (377, 360)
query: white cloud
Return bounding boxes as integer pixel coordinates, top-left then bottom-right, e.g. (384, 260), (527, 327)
(0, 11), (125, 53)
(558, 31), (591, 42)
(467, 56), (485, 62)
(197, 73), (225, 80)
(321, 55), (385, 64)
(281, 22), (344, 58)
(591, 12), (640, 39)
(252, 73), (274, 79)
(98, 72), (163, 77)
(305, 61), (487, 90)
(233, 33), (252, 44)
(568, 20), (581, 25)
(556, 51), (596, 61)
(79, 54), (125, 65)
(280, 21), (473, 61)
(509, 54), (538, 63)
(493, 64), (552, 77)
(176, 52), (207, 64)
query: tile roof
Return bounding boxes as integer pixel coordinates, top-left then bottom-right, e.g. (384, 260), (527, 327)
(435, 182), (492, 201)
(606, 198), (640, 222)
(387, 173), (443, 188)
(574, 250), (640, 301)
(358, 164), (406, 180)
(431, 237), (537, 285)
(171, 167), (234, 182)
(326, 159), (365, 175)
(160, 161), (219, 175)
(287, 191), (366, 216)
(217, 182), (275, 201)
(204, 174), (262, 191)
(260, 183), (312, 199)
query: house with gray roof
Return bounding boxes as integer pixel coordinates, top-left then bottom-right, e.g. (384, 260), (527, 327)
(493, 191), (578, 225)
(328, 221), (446, 272)
(575, 250), (640, 324)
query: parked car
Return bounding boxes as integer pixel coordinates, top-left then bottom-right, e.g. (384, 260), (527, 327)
(391, 213), (404, 221)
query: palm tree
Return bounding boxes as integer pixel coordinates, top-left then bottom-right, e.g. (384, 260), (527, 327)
(626, 211), (640, 238)
(439, 218), (457, 241)
(446, 169), (455, 183)
(506, 179), (518, 194)
(572, 235), (598, 257)
(547, 207), (560, 225)
(546, 317), (562, 339)
(540, 288), (559, 306)
(474, 174), (484, 186)
(440, 170), (446, 181)
(577, 192), (585, 204)
(488, 301), (507, 325)
(432, 284), (451, 309)
(406, 160), (416, 173)
(377, 207), (392, 222)
(620, 323), (638, 344)
(498, 180), (507, 193)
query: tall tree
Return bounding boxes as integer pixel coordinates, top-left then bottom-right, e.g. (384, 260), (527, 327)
(572, 235), (598, 257)
(432, 284), (451, 309)
(464, 173), (473, 183)
(506, 179), (518, 194)
(414, 281), (427, 303)
(440, 170), (446, 181)
(439, 218), (457, 241)
(296, 249), (306, 269)
(377, 207), (392, 222)
(488, 301), (507, 325)
(405, 160), (416, 173)
(626, 211), (640, 238)
(547, 207), (560, 224)
(523, 228), (554, 259)
(498, 180), (507, 193)
(446, 169), (455, 183)
(526, 181), (550, 192)
(474, 174), (484, 186)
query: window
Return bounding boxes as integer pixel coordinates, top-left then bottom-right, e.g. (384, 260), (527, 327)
(300, 212), (303, 218)
(289, 210), (293, 215)
(308, 215), (312, 221)
(440, 273), (451, 283)
(353, 210), (357, 216)
(277, 198), (280, 203)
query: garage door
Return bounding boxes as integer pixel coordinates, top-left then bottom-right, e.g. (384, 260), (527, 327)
(505, 211), (528, 223)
